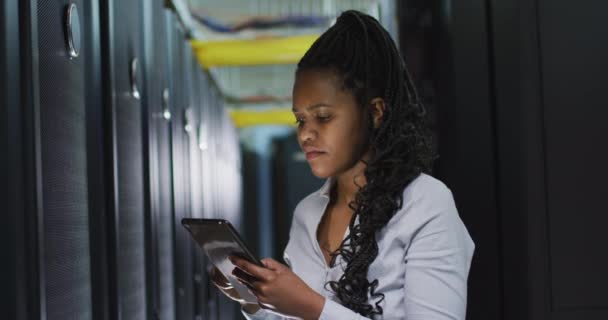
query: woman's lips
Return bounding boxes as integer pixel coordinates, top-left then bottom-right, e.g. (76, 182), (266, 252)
(305, 151), (325, 160)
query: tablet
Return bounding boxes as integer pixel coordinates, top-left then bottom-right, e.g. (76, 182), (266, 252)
(181, 218), (263, 304)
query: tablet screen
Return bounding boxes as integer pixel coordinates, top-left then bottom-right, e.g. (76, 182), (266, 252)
(182, 218), (262, 304)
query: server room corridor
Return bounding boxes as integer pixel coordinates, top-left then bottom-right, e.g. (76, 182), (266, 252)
(2, 0), (607, 319)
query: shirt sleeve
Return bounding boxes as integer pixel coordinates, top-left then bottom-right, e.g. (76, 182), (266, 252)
(401, 189), (475, 319)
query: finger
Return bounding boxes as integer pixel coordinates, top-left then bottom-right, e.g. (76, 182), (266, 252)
(232, 271), (265, 297)
(230, 256), (274, 281)
(232, 267), (259, 286)
(236, 277), (258, 295)
(260, 258), (284, 270)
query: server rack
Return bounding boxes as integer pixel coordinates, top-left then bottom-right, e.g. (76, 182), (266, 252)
(2, 1), (28, 319)
(101, 0), (148, 318)
(214, 95), (239, 320)
(199, 74), (222, 320)
(2, 1), (106, 319)
(142, 1), (178, 320)
(82, 1), (109, 320)
(490, 1), (608, 319)
(4, 1), (243, 319)
(167, 12), (195, 320)
(424, 1), (608, 319)
(141, 1), (160, 318)
(188, 48), (211, 320)
(29, 1), (105, 319)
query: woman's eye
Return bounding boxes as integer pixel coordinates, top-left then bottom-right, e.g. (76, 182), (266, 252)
(293, 114), (331, 126)
(317, 115), (332, 122)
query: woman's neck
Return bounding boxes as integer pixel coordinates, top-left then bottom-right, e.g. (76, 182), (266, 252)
(332, 155), (368, 208)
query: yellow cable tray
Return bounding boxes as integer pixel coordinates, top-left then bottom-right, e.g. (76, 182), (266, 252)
(229, 108), (296, 128)
(191, 35), (318, 68)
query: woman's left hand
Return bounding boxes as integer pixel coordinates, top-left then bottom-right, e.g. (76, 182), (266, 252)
(230, 256), (325, 320)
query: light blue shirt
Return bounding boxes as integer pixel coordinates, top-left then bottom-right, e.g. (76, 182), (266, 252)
(243, 173), (475, 319)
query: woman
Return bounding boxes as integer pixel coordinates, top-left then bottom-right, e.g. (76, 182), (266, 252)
(212, 10), (475, 320)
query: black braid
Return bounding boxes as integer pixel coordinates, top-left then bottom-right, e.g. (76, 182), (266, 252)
(297, 10), (434, 317)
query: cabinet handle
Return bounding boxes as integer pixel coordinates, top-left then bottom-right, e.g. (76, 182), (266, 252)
(162, 88), (171, 121)
(130, 58), (141, 99)
(64, 3), (81, 59)
(184, 108), (194, 134)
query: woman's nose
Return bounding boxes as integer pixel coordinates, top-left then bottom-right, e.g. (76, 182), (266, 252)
(298, 123), (317, 143)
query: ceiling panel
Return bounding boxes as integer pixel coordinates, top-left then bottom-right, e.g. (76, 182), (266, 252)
(187, 0), (384, 109)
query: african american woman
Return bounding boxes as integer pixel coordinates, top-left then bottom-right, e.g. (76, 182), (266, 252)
(211, 10), (475, 320)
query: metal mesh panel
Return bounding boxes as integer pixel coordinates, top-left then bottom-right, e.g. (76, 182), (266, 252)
(111, 0), (147, 318)
(155, 5), (176, 320)
(170, 17), (195, 320)
(37, 0), (92, 318)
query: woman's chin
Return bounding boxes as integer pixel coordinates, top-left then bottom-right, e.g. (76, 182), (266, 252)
(309, 165), (333, 179)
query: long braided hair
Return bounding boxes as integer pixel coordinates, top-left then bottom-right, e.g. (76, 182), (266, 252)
(296, 10), (435, 316)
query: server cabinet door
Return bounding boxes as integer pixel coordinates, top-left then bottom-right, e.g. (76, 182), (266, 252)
(533, 1), (608, 319)
(193, 67), (221, 320)
(199, 74), (222, 320)
(207, 90), (233, 320)
(2, 1), (26, 319)
(156, 84), (177, 319)
(166, 12), (195, 320)
(189, 57), (206, 320)
(34, 0), (97, 319)
(215, 109), (240, 320)
(429, 1), (503, 319)
(487, 1), (608, 319)
(143, 2), (176, 320)
(102, 0), (147, 319)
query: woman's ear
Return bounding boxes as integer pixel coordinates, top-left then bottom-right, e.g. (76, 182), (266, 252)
(369, 97), (386, 129)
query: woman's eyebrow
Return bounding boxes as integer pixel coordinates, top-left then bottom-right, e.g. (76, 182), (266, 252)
(292, 103), (332, 112)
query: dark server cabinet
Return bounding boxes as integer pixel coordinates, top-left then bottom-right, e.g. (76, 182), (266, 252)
(166, 12), (195, 320)
(83, 2), (108, 320)
(490, 1), (608, 320)
(428, 1), (504, 319)
(101, 0), (148, 319)
(4, 1), (106, 319)
(532, 3), (607, 318)
(189, 55), (212, 320)
(208, 91), (226, 320)
(214, 104), (239, 320)
(142, 2), (177, 320)
(428, 0), (608, 319)
(199, 76), (222, 320)
(2, 1), (25, 319)
(34, 1), (102, 319)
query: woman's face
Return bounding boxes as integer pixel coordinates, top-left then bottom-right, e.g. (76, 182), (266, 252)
(292, 69), (370, 178)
